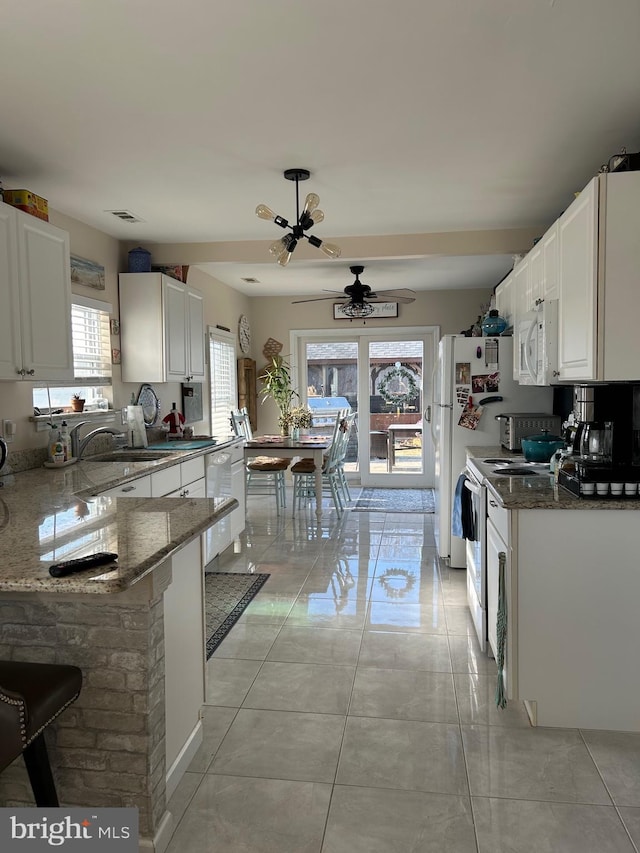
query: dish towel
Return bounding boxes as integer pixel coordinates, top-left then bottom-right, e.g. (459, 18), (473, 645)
(451, 473), (466, 538)
(452, 473), (476, 540)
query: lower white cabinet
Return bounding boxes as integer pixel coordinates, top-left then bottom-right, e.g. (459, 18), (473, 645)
(162, 536), (205, 797)
(486, 497), (514, 700)
(98, 475), (152, 499)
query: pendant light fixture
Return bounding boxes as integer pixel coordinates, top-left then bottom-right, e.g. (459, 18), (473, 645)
(256, 169), (341, 267)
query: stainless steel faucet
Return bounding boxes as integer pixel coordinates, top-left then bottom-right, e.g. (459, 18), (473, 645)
(69, 423), (126, 459)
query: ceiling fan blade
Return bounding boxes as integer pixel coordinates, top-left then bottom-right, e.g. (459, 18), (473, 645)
(367, 295), (415, 304)
(291, 295), (346, 304)
(372, 288), (417, 299)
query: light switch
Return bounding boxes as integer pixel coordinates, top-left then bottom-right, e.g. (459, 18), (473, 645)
(3, 420), (16, 442)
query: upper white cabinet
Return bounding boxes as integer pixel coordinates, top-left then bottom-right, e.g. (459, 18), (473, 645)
(0, 201), (73, 381)
(556, 172), (640, 381)
(557, 178), (598, 381)
(494, 270), (513, 327)
(119, 273), (205, 383)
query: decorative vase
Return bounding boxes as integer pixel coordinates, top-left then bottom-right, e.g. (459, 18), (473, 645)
(291, 426), (300, 442)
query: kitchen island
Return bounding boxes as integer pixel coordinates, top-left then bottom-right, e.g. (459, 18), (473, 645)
(466, 445), (640, 733)
(0, 452), (237, 851)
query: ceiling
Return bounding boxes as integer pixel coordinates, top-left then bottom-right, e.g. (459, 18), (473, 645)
(2, 0), (640, 297)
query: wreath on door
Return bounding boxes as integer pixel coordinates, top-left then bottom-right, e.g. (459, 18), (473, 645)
(378, 366), (418, 407)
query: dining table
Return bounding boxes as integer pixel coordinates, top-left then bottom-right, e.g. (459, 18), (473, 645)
(243, 434), (330, 520)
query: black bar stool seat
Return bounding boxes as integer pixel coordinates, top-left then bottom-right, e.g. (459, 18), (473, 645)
(0, 660), (83, 806)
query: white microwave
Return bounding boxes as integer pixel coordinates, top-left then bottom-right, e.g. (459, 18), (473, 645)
(517, 299), (558, 386)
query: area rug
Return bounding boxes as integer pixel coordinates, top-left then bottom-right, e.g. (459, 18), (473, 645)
(205, 572), (270, 659)
(353, 488), (435, 513)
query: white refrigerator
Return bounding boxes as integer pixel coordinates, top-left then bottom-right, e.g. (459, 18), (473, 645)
(432, 335), (553, 568)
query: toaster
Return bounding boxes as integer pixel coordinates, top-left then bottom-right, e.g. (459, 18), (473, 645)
(495, 413), (561, 451)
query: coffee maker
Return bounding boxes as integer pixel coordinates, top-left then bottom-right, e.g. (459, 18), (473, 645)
(561, 384), (640, 497)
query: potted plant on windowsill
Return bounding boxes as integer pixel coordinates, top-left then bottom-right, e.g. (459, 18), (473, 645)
(259, 356), (298, 436)
(70, 393), (85, 413)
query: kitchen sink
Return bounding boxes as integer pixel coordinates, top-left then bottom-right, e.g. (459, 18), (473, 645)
(87, 450), (176, 462)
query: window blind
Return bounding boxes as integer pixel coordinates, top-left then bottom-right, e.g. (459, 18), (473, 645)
(72, 298), (112, 382)
(209, 331), (236, 436)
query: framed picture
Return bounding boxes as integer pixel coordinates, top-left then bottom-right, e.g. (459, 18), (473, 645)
(333, 302), (398, 320)
(111, 348), (121, 365)
(110, 318), (120, 335)
(70, 255), (106, 290)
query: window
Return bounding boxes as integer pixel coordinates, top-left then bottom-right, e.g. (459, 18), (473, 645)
(208, 327), (237, 436)
(33, 296), (113, 412)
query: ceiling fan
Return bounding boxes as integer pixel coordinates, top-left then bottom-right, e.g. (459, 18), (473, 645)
(292, 265), (416, 318)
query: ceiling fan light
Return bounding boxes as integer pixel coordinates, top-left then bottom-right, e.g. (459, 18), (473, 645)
(340, 301), (374, 319)
(320, 241), (342, 259)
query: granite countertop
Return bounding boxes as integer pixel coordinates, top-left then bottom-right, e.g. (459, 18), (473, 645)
(465, 445), (640, 511)
(0, 437), (242, 594)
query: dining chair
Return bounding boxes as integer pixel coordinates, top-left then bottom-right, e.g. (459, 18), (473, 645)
(291, 411), (354, 517)
(230, 408), (289, 511)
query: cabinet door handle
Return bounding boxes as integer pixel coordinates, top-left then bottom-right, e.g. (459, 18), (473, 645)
(552, 370), (560, 377)
(489, 499), (498, 507)
(26, 369), (35, 375)
(121, 485), (136, 493)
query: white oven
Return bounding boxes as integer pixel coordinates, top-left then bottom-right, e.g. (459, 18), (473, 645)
(463, 467), (487, 651)
(517, 299), (558, 386)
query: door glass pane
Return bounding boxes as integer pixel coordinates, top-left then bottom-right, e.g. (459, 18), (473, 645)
(304, 341), (359, 473)
(368, 340), (423, 476)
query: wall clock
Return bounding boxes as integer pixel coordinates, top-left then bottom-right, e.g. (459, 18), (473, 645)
(238, 314), (251, 354)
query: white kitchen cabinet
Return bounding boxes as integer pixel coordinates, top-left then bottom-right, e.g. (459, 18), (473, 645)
(98, 474), (152, 498)
(557, 177), (598, 381)
(119, 273), (205, 383)
(557, 172), (640, 381)
(524, 222), (558, 311)
(486, 498), (514, 700)
(494, 271), (513, 326)
(0, 201), (73, 381)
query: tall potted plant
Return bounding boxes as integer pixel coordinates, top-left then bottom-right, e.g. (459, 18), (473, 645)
(259, 356), (299, 435)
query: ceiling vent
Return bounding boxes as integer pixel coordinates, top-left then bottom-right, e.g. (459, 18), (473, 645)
(241, 277), (260, 284)
(105, 209), (145, 223)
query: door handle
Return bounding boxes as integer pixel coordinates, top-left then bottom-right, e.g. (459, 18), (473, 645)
(425, 406), (431, 423)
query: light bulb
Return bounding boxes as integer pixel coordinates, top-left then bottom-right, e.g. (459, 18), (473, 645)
(302, 192), (320, 215)
(309, 209), (324, 225)
(269, 238), (285, 257)
(277, 249), (292, 267)
(256, 204), (276, 221)
(320, 242), (342, 259)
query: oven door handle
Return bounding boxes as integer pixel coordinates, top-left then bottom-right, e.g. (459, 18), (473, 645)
(463, 476), (482, 496)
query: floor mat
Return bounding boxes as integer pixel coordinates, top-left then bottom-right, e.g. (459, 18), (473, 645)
(352, 488), (435, 513)
(204, 572), (270, 659)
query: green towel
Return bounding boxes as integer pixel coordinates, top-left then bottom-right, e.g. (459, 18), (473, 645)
(495, 551), (508, 709)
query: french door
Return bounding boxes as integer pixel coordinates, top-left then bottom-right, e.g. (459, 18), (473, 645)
(292, 327), (437, 488)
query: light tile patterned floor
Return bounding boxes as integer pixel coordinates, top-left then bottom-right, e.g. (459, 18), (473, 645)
(165, 489), (640, 853)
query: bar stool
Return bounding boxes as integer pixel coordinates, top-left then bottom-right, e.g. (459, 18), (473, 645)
(0, 660), (83, 806)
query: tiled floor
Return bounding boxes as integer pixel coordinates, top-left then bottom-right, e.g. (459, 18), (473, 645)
(165, 489), (640, 853)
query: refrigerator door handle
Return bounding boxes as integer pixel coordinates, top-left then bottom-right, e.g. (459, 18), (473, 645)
(437, 403), (453, 409)
(425, 406), (431, 423)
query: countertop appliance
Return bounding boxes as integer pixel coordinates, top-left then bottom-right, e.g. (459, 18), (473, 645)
(432, 335), (553, 568)
(495, 412), (561, 451)
(560, 383), (640, 498)
(0, 437), (7, 474)
(516, 298), (559, 386)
